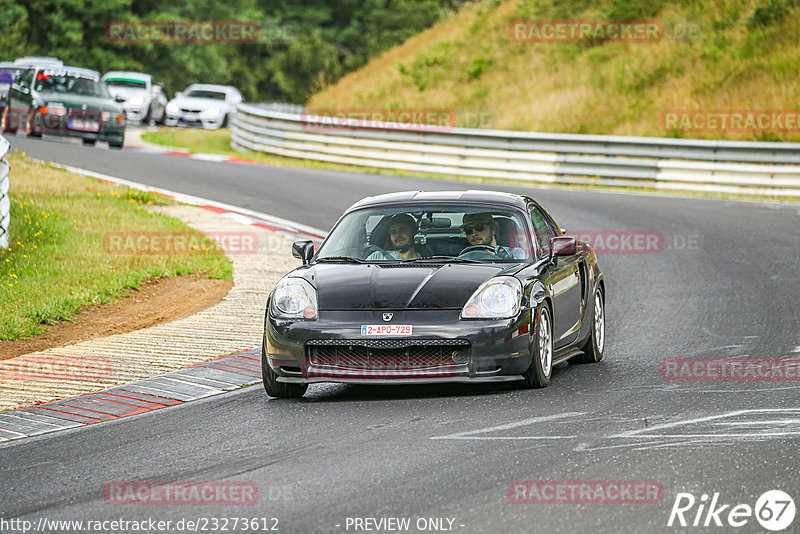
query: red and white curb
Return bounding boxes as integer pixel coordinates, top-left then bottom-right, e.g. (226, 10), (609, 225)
(0, 349), (263, 443)
(0, 163), (326, 443)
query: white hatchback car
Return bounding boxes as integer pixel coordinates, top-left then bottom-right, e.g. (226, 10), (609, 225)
(165, 84), (242, 129)
(102, 71), (167, 124)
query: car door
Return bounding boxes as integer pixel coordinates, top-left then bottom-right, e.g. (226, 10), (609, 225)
(7, 69), (33, 128)
(528, 203), (582, 348)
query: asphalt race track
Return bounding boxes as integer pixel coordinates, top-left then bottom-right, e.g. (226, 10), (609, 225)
(2, 133), (800, 533)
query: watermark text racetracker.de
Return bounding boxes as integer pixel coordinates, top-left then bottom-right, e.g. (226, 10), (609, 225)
(300, 108), (494, 132)
(661, 357), (800, 381)
(104, 481), (261, 505)
(0, 516), (280, 533)
(661, 110), (800, 134)
(104, 20), (259, 44)
(508, 19), (702, 43)
(0, 354), (111, 381)
(509, 230), (702, 254)
(103, 231), (258, 255)
(509, 480), (664, 504)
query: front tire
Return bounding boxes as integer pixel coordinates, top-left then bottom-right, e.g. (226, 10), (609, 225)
(82, 138), (97, 146)
(521, 305), (553, 388)
(573, 287), (605, 364)
(261, 342), (307, 399)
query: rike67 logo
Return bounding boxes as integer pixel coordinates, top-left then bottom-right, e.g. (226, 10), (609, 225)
(668, 490), (795, 531)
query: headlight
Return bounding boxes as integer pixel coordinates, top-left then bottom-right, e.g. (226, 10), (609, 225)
(127, 95), (145, 106)
(271, 277), (318, 320)
(166, 102), (179, 113)
(203, 106), (220, 117)
(461, 276), (522, 319)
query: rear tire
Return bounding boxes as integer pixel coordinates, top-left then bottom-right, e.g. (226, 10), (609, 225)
(1, 108), (17, 133)
(572, 286), (605, 364)
(82, 138), (97, 146)
(109, 142), (123, 150)
(521, 305), (553, 388)
(261, 342), (307, 399)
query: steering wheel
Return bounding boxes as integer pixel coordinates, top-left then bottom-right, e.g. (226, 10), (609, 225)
(459, 245), (496, 255)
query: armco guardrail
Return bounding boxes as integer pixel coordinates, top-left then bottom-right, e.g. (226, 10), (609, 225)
(231, 104), (800, 196)
(0, 135), (10, 249)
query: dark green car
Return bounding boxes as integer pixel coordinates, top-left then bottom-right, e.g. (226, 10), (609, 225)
(1, 65), (125, 148)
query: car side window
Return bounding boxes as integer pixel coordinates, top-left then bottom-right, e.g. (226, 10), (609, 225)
(528, 204), (559, 256)
(19, 69), (34, 88)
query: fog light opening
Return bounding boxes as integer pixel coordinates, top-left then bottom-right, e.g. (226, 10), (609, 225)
(451, 349), (469, 364)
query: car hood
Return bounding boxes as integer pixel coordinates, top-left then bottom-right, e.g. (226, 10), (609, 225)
(169, 96), (228, 111)
(38, 92), (121, 112)
(107, 86), (147, 100)
(297, 263), (523, 310)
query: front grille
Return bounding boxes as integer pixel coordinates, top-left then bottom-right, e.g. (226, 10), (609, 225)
(306, 339), (469, 371)
(180, 107), (202, 113)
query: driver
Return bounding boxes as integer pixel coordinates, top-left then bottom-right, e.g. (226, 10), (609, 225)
(460, 212), (519, 258)
(367, 214), (420, 260)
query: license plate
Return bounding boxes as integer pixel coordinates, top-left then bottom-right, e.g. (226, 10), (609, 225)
(182, 113), (197, 121)
(68, 119), (100, 132)
(361, 325), (412, 336)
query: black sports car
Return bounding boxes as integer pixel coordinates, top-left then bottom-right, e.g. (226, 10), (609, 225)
(262, 190), (605, 398)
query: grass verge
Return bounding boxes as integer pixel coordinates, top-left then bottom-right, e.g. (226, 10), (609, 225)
(0, 151), (233, 341)
(141, 127), (799, 204)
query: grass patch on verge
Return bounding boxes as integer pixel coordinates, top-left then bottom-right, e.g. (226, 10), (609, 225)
(0, 153), (233, 341)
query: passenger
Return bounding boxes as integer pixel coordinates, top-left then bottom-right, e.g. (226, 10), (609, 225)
(367, 214), (420, 260)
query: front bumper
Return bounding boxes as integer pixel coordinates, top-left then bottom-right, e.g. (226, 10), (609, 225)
(123, 103), (148, 121)
(266, 309), (533, 384)
(33, 113), (124, 143)
(164, 112), (224, 129)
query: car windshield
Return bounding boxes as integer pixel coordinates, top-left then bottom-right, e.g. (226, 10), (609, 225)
(105, 78), (147, 89)
(34, 72), (109, 98)
(185, 90), (226, 100)
(316, 204), (534, 263)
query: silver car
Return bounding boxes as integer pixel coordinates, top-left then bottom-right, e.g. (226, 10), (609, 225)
(102, 71), (167, 124)
(164, 84), (242, 129)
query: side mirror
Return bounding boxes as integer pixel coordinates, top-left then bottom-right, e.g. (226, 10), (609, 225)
(550, 236), (577, 258)
(114, 95), (126, 103)
(292, 240), (315, 265)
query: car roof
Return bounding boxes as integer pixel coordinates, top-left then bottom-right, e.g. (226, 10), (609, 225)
(348, 190), (528, 211)
(35, 66), (101, 80)
(184, 84), (238, 93)
(14, 56), (63, 67)
(102, 71), (151, 81)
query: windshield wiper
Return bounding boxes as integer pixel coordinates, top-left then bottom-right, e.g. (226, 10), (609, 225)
(407, 256), (483, 264)
(315, 256), (369, 264)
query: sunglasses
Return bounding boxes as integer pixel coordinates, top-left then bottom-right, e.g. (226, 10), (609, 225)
(461, 223), (488, 234)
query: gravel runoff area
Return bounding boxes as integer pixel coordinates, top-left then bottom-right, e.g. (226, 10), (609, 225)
(0, 205), (300, 411)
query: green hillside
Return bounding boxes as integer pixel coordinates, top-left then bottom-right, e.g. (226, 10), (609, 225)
(308, 0), (800, 141)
